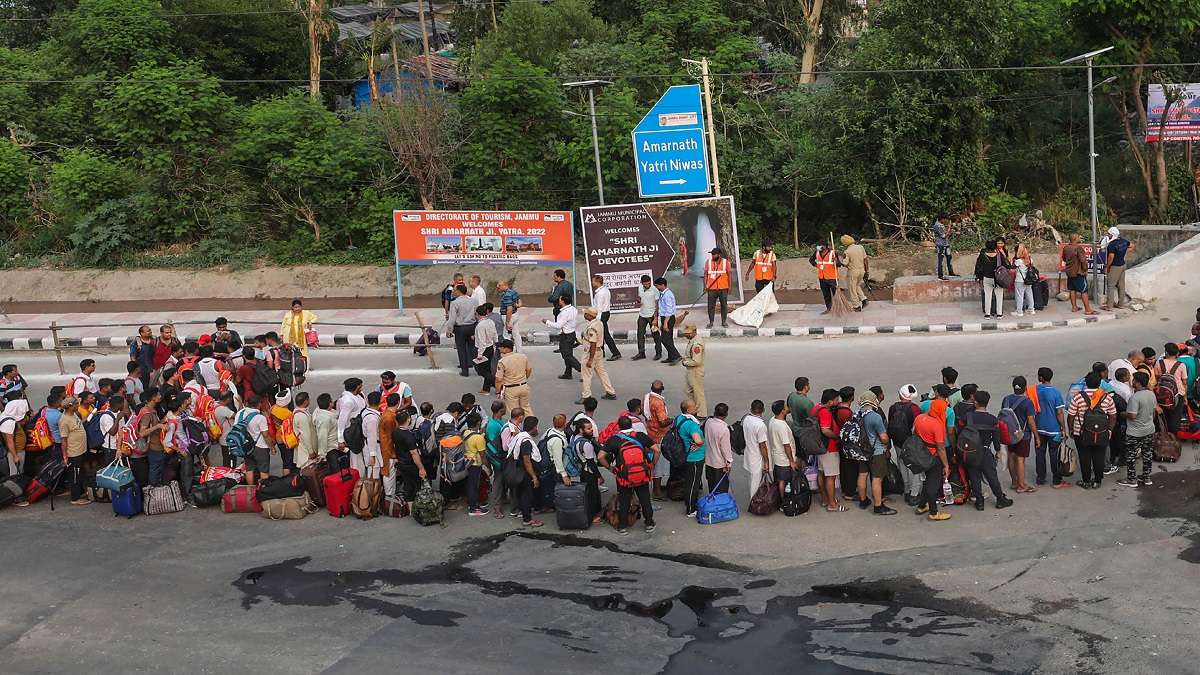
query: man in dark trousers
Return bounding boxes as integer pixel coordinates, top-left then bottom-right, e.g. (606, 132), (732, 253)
(543, 295), (581, 380)
(444, 284), (478, 378)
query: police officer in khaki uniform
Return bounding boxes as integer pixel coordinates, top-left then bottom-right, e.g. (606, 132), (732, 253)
(578, 307), (617, 404)
(680, 324), (706, 415)
(495, 339), (533, 416)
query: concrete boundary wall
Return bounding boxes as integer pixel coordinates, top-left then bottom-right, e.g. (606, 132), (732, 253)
(1125, 232), (1200, 301)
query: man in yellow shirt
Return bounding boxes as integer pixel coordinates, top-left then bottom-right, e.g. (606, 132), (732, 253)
(841, 235), (869, 311)
(463, 411), (490, 516)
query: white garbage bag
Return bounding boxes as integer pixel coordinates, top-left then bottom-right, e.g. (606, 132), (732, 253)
(729, 282), (780, 328)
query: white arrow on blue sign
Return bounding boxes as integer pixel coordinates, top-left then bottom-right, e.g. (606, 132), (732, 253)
(632, 84), (711, 199)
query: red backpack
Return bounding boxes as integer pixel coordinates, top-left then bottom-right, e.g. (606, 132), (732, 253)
(598, 412), (639, 445)
(611, 434), (651, 488)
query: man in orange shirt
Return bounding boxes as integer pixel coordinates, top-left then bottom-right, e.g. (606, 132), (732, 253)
(703, 247), (732, 329)
(745, 242), (778, 294)
(914, 394), (952, 521)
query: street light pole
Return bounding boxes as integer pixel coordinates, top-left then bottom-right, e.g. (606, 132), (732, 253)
(1062, 46), (1113, 304)
(564, 80), (612, 206)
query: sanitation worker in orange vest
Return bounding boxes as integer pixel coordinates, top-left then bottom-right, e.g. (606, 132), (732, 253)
(745, 242), (778, 294)
(809, 244), (841, 314)
(704, 247), (732, 329)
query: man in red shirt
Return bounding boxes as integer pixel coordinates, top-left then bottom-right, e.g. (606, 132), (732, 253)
(913, 396), (952, 521)
(152, 324), (179, 371)
(236, 347), (257, 401)
(816, 388), (844, 512)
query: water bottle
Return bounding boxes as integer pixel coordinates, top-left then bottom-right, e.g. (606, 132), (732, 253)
(942, 480), (953, 501)
(784, 481), (792, 495)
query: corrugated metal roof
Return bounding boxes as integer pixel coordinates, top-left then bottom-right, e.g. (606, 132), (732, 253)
(402, 54), (461, 82)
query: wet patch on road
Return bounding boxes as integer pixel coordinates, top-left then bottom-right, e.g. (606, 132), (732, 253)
(234, 531), (1101, 674)
(1136, 468), (1200, 563)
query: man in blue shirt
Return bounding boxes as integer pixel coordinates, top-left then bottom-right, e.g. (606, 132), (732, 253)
(1102, 226), (1133, 311)
(1034, 367), (1069, 488)
(497, 279), (522, 352)
(655, 278), (681, 365)
(675, 399), (706, 517)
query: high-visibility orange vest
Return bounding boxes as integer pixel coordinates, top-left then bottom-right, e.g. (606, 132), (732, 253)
(704, 258), (731, 290)
(814, 250), (838, 281)
(753, 250), (777, 281)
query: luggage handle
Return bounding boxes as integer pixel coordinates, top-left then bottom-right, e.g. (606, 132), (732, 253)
(706, 472), (730, 497)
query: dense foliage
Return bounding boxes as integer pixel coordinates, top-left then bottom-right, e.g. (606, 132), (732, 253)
(0, 0), (1197, 269)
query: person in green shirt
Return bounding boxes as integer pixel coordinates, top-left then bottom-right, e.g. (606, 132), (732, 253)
(786, 376), (814, 430)
(1179, 342), (1198, 399)
(484, 400), (507, 515)
(926, 366), (963, 407)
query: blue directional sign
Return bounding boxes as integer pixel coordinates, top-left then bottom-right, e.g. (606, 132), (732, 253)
(632, 84), (711, 198)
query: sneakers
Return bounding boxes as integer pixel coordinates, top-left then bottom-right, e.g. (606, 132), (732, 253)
(983, 314), (992, 319)
(975, 499), (985, 511)
(468, 507), (490, 516)
(928, 511), (951, 521)
(858, 498), (872, 510)
(1052, 481), (1072, 489)
(873, 505), (897, 516)
(995, 497), (1014, 509)
(1076, 479), (1093, 489)
(1141, 478), (1154, 486)
(915, 504), (929, 515)
(1104, 465), (1120, 475)
(686, 510), (697, 518)
(617, 528), (629, 536)
(602, 393), (618, 400)
(644, 524), (656, 533)
(1117, 479), (1139, 488)
(631, 354), (646, 361)
(1014, 311), (1024, 317)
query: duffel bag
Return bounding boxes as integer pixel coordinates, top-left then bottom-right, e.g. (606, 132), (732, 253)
(191, 477), (237, 508)
(411, 481), (445, 526)
(697, 474), (739, 524)
(382, 496), (409, 518)
(300, 459), (327, 507)
(144, 481), (185, 515)
(222, 484), (262, 513)
(95, 457), (134, 492)
(260, 494), (318, 520)
(257, 474), (305, 501)
(0, 474), (30, 507)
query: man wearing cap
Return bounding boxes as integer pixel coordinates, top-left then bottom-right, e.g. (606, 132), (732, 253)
(495, 339), (533, 416)
(1102, 226), (1133, 311)
(703, 247), (732, 329)
(842, 234), (869, 311)
(745, 242), (777, 294)
(809, 244), (841, 314)
(578, 307), (617, 404)
(680, 324), (707, 415)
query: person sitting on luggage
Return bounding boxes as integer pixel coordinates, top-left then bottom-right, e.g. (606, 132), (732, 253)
(597, 415), (658, 535)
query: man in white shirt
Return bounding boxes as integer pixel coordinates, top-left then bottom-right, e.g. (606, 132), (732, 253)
(741, 400), (771, 496)
(97, 394), (126, 463)
(236, 401), (273, 484)
(336, 377), (366, 450)
(632, 275), (661, 361)
(1108, 350), (1141, 389)
(358, 391), (382, 477)
(68, 359), (98, 397)
(292, 392), (318, 471)
(469, 274), (487, 306)
(473, 305), (498, 395)
(544, 295), (581, 380)
(590, 274), (621, 361)
(195, 345), (224, 396)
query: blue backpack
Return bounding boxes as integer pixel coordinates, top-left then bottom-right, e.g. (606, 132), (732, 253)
(84, 411), (114, 450)
(226, 410), (260, 457)
(563, 436), (587, 478)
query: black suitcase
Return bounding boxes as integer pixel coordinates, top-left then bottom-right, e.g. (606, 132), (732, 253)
(1033, 280), (1049, 310)
(554, 483), (589, 530)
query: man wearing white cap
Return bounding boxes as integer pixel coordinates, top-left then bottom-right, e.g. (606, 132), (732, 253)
(1102, 226), (1133, 311)
(887, 384), (923, 505)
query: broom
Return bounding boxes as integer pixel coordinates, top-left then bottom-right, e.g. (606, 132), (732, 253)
(829, 232), (854, 318)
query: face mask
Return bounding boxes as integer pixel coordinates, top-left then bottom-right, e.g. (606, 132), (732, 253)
(255, 348), (266, 360)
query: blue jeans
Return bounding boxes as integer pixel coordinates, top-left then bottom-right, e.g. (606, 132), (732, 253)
(148, 450), (166, 485)
(1034, 435), (1062, 484)
(936, 245), (954, 277)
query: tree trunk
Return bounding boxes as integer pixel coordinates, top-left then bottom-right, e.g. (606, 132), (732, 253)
(416, 0), (434, 81)
(367, 22), (381, 105)
(792, 181), (800, 248)
(799, 0), (825, 85)
(304, 0), (324, 99)
(1117, 71), (1155, 216)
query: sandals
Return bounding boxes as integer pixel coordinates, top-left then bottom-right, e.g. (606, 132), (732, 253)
(1017, 486), (1037, 493)
(826, 504), (848, 513)
(523, 519), (544, 528)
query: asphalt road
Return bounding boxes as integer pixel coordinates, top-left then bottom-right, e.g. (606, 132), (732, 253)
(1, 300), (1197, 673)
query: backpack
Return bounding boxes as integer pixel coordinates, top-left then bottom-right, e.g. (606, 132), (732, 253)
(729, 415), (747, 455)
(996, 405), (1023, 444)
(537, 429), (565, 476)
(344, 411), (368, 454)
(886, 402), (918, 445)
(118, 411), (147, 457)
(226, 410), (261, 457)
(1077, 391), (1112, 447)
(659, 419), (687, 468)
(31, 409), (54, 451)
(440, 435), (468, 483)
(838, 412), (869, 462)
(610, 434), (652, 488)
(898, 429), (936, 474)
(251, 362), (280, 397)
(780, 472), (811, 517)
(563, 436), (587, 477)
(1024, 263), (1040, 286)
(597, 417), (622, 445)
(276, 344), (307, 387)
(1155, 361), (1182, 408)
(503, 434), (532, 488)
(793, 415), (825, 456)
(415, 418), (433, 452)
(84, 410), (113, 450)
(955, 411), (986, 469)
(180, 416), (209, 454)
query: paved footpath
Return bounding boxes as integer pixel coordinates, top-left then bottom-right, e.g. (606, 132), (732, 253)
(0, 298), (1125, 349)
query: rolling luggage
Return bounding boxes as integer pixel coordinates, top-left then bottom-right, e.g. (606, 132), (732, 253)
(222, 484), (262, 513)
(144, 481), (185, 515)
(323, 466), (359, 518)
(260, 494), (317, 520)
(554, 483), (589, 530)
(300, 459), (327, 506)
(112, 482), (142, 518)
(1033, 280), (1049, 310)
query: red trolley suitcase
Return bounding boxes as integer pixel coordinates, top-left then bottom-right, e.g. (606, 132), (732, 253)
(323, 466), (359, 518)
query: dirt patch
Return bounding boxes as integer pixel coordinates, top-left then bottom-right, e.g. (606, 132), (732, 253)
(1136, 468), (1200, 563)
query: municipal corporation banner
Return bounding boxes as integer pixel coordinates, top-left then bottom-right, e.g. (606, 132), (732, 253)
(580, 196), (743, 311)
(393, 210), (574, 265)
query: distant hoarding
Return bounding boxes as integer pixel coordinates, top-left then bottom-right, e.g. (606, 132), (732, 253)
(393, 210), (574, 265)
(1146, 83), (1200, 142)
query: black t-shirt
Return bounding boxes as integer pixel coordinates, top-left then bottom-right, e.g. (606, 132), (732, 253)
(602, 431), (653, 463)
(393, 428), (419, 468)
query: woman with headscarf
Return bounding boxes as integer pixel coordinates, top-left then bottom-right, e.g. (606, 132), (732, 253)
(1, 398), (30, 477)
(858, 391), (897, 516)
(280, 298), (318, 360)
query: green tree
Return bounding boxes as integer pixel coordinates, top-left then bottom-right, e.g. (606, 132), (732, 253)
(51, 0), (173, 75)
(639, 0), (742, 55)
(0, 141), (32, 238)
(557, 83), (640, 204)
(472, 0), (609, 72)
(458, 53), (565, 209)
(0, 47), (40, 135)
(47, 148), (135, 224)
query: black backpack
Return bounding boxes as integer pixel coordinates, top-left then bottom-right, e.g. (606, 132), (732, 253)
(344, 411), (367, 454)
(793, 415), (826, 456)
(729, 416), (747, 455)
(955, 411), (986, 469)
(251, 362), (280, 397)
(838, 412), (868, 462)
(1077, 392), (1111, 447)
(1024, 263), (1040, 286)
(887, 402), (917, 445)
(660, 419), (687, 468)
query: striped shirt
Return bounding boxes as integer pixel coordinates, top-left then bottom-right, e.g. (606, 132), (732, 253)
(499, 288), (520, 315)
